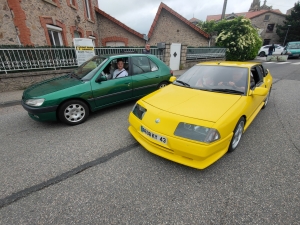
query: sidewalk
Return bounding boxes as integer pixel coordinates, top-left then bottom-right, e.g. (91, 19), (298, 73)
(0, 70), (188, 107)
(0, 90), (23, 106)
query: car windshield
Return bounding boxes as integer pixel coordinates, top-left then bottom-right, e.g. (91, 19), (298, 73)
(288, 43), (300, 49)
(174, 65), (248, 95)
(72, 56), (107, 80)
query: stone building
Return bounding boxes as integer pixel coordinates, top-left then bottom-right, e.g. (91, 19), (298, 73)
(206, 0), (288, 45)
(95, 7), (145, 47)
(147, 3), (209, 47)
(2, 0), (101, 46)
(1, 1), (209, 48)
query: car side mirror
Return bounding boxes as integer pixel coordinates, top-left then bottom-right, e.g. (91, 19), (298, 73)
(251, 87), (268, 96)
(169, 76), (177, 83)
(96, 75), (107, 83)
(266, 69), (269, 75)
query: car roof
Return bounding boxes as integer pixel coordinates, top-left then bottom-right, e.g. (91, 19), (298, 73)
(96, 54), (155, 59)
(196, 61), (262, 69)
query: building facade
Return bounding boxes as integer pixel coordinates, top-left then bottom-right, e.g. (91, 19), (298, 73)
(2, 0), (100, 46)
(148, 3), (209, 47)
(206, 0), (288, 45)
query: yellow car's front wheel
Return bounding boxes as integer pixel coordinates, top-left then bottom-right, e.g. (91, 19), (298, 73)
(228, 117), (245, 153)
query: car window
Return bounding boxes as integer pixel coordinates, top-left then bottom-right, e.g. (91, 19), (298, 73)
(251, 66), (264, 86)
(175, 65), (248, 94)
(149, 59), (159, 72)
(76, 56), (107, 80)
(132, 56), (151, 75)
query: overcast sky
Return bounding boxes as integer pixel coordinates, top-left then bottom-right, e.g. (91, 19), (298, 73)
(97, 0), (296, 34)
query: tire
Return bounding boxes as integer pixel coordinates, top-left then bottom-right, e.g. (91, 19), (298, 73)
(228, 117), (245, 153)
(262, 87), (271, 109)
(158, 81), (169, 89)
(58, 100), (89, 125)
(259, 52), (265, 57)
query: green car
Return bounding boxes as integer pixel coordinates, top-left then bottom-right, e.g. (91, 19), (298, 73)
(22, 54), (175, 125)
(282, 41), (300, 59)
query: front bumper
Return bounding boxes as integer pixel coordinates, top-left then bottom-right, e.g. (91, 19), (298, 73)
(22, 101), (58, 121)
(128, 113), (233, 169)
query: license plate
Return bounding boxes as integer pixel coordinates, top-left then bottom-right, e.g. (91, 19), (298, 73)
(293, 54), (299, 57)
(140, 126), (167, 144)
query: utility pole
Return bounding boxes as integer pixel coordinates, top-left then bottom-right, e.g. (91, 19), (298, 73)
(221, 0), (228, 20)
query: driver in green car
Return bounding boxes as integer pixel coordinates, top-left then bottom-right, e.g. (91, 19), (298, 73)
(113, 58), (128, 79)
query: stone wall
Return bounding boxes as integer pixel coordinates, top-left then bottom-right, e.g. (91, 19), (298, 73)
(0, 68), (73, 92)
(0, 1), (20, 45)
(97, 14), (145, 47)
(148, 9), (209, 47)
(3, 0), (100, 47)
(251, 12), (286, 44)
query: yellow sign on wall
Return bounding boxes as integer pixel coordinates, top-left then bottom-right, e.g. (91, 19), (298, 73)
(73, 38), (95, 66)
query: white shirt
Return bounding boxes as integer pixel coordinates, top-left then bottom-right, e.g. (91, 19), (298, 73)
(113, 69), (128, 79)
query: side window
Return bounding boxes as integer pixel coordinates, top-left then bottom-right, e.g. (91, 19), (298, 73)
(251, 66), (264, 86)
(132, 56), (151, 75)
(258, 65), (268, 77)
(149, 59), (158, 72)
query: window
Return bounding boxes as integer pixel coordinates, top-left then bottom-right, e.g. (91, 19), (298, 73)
(264, 15), (270, 21)
(149, 59), (158, 72)
(132, 56), (151, 75)
(89, 35), (96, 47)
(105, 41), (125, 47)
(74, 31), (80, 38)
(46, 24), (63, 46)
(266, 24), (275, 33)
(84, 0), (91, 19)
(263, 39), (271, 45)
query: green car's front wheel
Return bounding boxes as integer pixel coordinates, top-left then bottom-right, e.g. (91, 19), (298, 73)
(58, 100), (89, 125)
(158, 81), (169, 89)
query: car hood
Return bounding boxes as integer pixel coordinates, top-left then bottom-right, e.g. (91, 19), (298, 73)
(23, 75), (83, 98)
(142, 85), (242, 123)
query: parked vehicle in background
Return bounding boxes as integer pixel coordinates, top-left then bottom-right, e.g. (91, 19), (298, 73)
(258, 44), (284, 57)
(22, 54), (174, 125)
(281, 41), (300, 58)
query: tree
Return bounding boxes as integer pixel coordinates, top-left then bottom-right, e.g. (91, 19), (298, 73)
(215, 17), (262, 61)
(276, 1), (300, 45)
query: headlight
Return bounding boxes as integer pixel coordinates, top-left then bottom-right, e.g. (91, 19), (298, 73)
(25, 98), (45, 106)
(132, 103), (147, 120)
(174, 122), (220, 143)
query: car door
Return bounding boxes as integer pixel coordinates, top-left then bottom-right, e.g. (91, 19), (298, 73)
(274, 45), (283, 54)
(90, 58), (132, 108)
(130, 56), (162, 98)
(245, 65), (266, 118)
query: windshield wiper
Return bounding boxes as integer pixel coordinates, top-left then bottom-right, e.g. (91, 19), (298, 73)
(175, 80), (190, 87)
(210, 88), (244, 94)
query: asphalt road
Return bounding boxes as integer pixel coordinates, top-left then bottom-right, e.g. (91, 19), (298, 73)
(0, 59), (299, 224)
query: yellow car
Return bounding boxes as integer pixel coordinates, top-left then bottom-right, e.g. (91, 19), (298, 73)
(128, 61), (273, 169)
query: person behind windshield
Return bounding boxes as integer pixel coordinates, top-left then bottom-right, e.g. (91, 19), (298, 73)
(113, 58), (128, 79)
(218, 71), (246, 92)
(196, 74), (215, 87)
